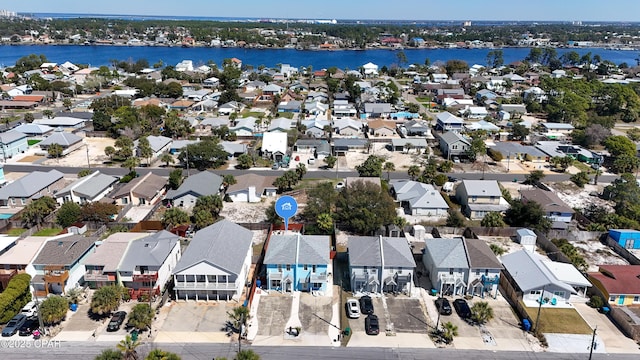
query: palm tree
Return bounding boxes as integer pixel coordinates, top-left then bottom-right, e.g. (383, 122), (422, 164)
(227, 306), (250, 334)
(296, 163), (307, 180)
(122, 157), (140, 172)
(441, 321), (458, 343)
(42, 109), (54, 119)
(95, 349), (123, 360)
(235, 350), (260, 360)
(383, 161), (395, 181)
(105, 146), (116, 161)
(160, 152), (175, 167)
(116, 335), (140, 360)
(470, 301), (494, 325)
(408, 165), (421, 180)
(145, 349), (180, 360)
(223, 174), (237, 191)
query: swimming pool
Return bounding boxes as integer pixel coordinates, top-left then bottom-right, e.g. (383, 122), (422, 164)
(0, 214), (13, 220)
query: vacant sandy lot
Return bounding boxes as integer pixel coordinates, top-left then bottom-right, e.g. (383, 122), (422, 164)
(220, 200), (271, 223)
(41, 137), (116, 167)
(344, 142), (426, 171)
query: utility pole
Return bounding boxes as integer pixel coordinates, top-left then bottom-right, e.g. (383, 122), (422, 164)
(589, 326), (598, 360)
(506, 152), (510, 173)
(85, 144), (90, 169)
(32, 282), (45, 335)
(534, 285), (546, 333)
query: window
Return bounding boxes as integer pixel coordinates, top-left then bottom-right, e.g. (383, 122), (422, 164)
(312, 265), (317, 273)
(449, 268), (454, 275)
(634, 296), (640, 303)
(122, 197), (128, 205)
(286, 264), (291, 271)
(303, 264), (308, 271)
(271, 280), (281, 288)
(485, 269), (489, 276)
(10, 198), (15, 205)
(475, 270), (480, 276)
(397, 268), (402, 274)
(530, 290), (541, 295)
(20, 198), (26, 205)
(609, 296), (616, 302)
(553, 291), (564, 297)
(370, 268), (377, 274)
(277, 265), (282, 273)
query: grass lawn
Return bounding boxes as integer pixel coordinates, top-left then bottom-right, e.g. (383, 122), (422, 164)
(6, 228), (26, 236)
(415, 96), (432, 102)
(525, 306), (592, 334)
(28, 140), (41, 146)
(571, 161), (593, 174)
(34, 228), (63, 236)
(241, 111), (264, 118)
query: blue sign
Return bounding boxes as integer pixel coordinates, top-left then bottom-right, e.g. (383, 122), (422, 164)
(275, 196), (298, 230)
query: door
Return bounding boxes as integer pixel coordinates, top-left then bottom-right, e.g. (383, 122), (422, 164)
(618, 295), (625, 305)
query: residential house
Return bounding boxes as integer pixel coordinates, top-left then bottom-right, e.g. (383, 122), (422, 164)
(333, 100), (358, 118)
(203, 77), (220, 88)
(401, 119), (431, 136)
(0, 170), (64, 208)
(30, 235), (97, 296)
(38, 128), (83, 155)
(499, 104), (527, 120)
(265, 233), (331, 293)
(34, 117), (85, 129)
(110, 173), (166, 206)
(348, 236), (416, 294)
(277, 100), (302, 113)
(260, 84), (283, 102)
(268, 118), (295, 132)
(608, 229), (640, 250)
(438, 131), (470, 159)
(83, 232), (150, 289)
(463, 238), (503, 297)
(435, 112), (464, 132)
(589, 265), (640, 306)
(368, 119), (396, 137)
(502, 249), (590, 306)
(173, 220), (253, 301)
(460, 106), (489, 119)
(362, 62), (379, 77)
(220, 142), (247, 158)
(333, 118), (362, 136)
(390, 139), (427, 153)
(198, 117), (230, 131)
(390, 180), (449, 216)
(231, 117), (257, 136)
(456, 180), (509, 219)
(169, 140), (200, 155)
(118, 231), (181, 300)
(55, 171), (118, 205)
(540, 123), (575, 135)
(301, 119), (330, 138)
(535, 141), (599, 163)
(303, 101), (328, 116)
(135, 135), (172, 160)
(490, 142), (547, 163)
(333, 138), (368, 155)
(262, 132), (288, 162)
(465, 120), (500, 133)
(12, 123), (53, 138)
(218, 101), (245, 115)
(520, 188), (575, 224)
(165, 171), (223, 209)
(363, 103), (392, 119)
(476, 89), (498, 102)
(422, 238), (469, 296)
(0, 236), (48, 271)
(0, 130), (28, 160)
(226, 174), (277, 203)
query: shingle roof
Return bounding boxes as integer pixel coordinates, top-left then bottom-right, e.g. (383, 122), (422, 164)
(265, 234), (330, 265)
(32, 235), (97, 266)
(0, 130), (27, 144)
(462, 238), (502, 269)
(589, 265), (640, 295)
(13, 124), (53, 135)
(84, 233), (149, 272)
(439, 131), (469, 146)
(437, 111), (463, 124)
(38, 129), (82, 147)
(227, 174), (276, 195)
(381, 236), (416, 268)
(57, 171), (118, 199)
(391, 180), (449, 210)
(0, 169), (63, 200)
(165, 171), (222, 200)
(520, 188), (575, 215)
(349, 236), (415, 268)
(119, 231), (179, 271)
(173, 220), (253, 275)
(424, 238), (469, 269)
(111, 173), (166, 200)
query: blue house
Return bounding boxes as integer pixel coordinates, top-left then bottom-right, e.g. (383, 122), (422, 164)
(435, 112), (464, 132)
(0, 130), (28, 160)
(609, 229), (640, 250)
(264, 233), (331, 293)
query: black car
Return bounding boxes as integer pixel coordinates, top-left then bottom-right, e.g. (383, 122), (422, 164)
(435, 297), (452, 315)
(106, 311), (127, 332)
(453, 299), (472, 319)
(365, 314), (379, 335)
(359, 295), (374, 315)
(18, 317), (39, 337)
(2, 314), (27, 337)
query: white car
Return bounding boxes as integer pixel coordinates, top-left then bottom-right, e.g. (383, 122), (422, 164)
(335, 181), (345, 190)
(345, 298), (361, 319)
(20, 301), (38, 317)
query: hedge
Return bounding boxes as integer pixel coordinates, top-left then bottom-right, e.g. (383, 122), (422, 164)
(0, 273), (32, 323)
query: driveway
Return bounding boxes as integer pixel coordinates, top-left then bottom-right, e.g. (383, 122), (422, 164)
(385, 297), (429, 333)
(573, 303), (640, 354)
(255, 294), (292, 336)
(154, 301), (237, 343)
(298, 293), (335, 334)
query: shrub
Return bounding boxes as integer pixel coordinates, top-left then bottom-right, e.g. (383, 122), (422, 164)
(487, 148), (503, 161)
(587, 295), (605, 309)
(40, 295), (69, 325)
(434, 174), (448, 186)
(0, 273), (31, 323)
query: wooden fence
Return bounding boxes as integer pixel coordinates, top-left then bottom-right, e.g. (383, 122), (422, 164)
(587, 284), (640, 341)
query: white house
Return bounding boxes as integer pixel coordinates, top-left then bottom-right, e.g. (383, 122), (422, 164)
(55, 171), (118, 205)
(226, 174), (277, 203)
(390, 180), (449, 216)
(262, 132), (288, 162)
(173, 220), (253, 301)
(362, 62), (379, 77)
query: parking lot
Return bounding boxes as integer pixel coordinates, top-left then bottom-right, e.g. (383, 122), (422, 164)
(346, 296), (386, 335)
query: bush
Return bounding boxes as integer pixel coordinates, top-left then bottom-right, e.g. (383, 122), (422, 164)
(587, 295), (605, 309)
(40, 295), (69, 325)
(434, 174), (448, 186)
(570, 172), (590, 188)
(487, 148), (503, 161)
(119, 171), (138, 183)
(0, 273), (31, 323)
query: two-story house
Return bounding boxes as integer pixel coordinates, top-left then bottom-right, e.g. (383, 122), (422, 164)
(55, 171), (119, 205)
(264, 233), (331, 293)
(348, 236), (416, 294)
(520, 188), (575, 225)
(423, 238), (468, 296)
(455, 180), (510, 219)
(435, 112), (464, 132)
(0, 130), (28, 159)
(173, 220), (253, 301)
(111, 173), (166, 206)
(438, 131), (470, 159)
(0, 170), (64, 208)
(118, 231), (181, 300)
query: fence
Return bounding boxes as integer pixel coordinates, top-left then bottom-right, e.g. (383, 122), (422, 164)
(603, 235), (640, 265)
(498, 268), (531, 327)
(534, 230), (572, 264)
(466, 227), (518, 238)
(587, 284), (640, 341)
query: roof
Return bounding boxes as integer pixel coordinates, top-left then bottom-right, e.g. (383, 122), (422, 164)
(368, 119), (396, 131)
(174, 220), (253, 275)
(119, 231), (179, 271)
(589, 265), (640, 295)
(520, 188), (575, 215)
(38, 129), (82, 147)
(32, 235), (97, 266)
(463, 238), (502, 269)
(459, 180), (502, 197)
(542, 260), (591, 287)
(492, 142), (546, 158)
(111, 173), (166, 200)
(264, 234), (330, 265)
(13, 123), (53, 135)
(57, 171), (118, 199)
(0, 130), (27, 144)
(165, 171), (222, 200)
(34, 117), (85, 127)
(439, 131), (470, 146)
(84, 233), (149, 272)
(437, 111), (464, 124)
(517, 228), (536, 237)
(364, 103), (392, 114)
(268, 118), (295, 131)
(541, 122), (574, 130)
(391, 139), (428, 148)
(220, 142), (247, 155)
(137, 135), (172, 153)
(424, 238), (469, 269)
(333, 138), (368, 148)
(349, 236), (415, 268)
(0, 169), (63, 200)
(227, 174), (276, 195)
(0, 236), (48, 266)
(262, 132), (288, 154)
(501, 250), (575, 293)
(390, 180), (449, 210)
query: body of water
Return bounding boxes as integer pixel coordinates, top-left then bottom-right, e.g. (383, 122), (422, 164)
(0, 45), (638, 70)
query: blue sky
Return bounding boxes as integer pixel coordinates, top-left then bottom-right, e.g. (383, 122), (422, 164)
(11, 1), (640, 21)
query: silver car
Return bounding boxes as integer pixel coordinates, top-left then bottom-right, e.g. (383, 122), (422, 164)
(345, 298), (361, 319)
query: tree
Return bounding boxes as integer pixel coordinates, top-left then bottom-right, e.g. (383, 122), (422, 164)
(335, 180), (397, 235)
(511, 124), (529, 141)
(62, 98), (73, 110)
(627, 128), (640, 142)
(236, 153), (253, 169)
(235, 350), (260, 360)
(23, 112), (35, 123)
(90, 285), (123, 316)
(137, 137), (153, 165)
(22, 196), (57, 226)
(570, 172), (590, 188)
(612, 154), (640, 173)
(81, 202), (119, 223)
(438, 161), (453, 173)
(115, 136), (134, 159)
(47, 143), (64, 159)
(227, 306), (250, 334)
(145, 349), (181, 360)
(408, 165), (421, 180)
(128, 304), (154, 331)
(56, 201), (82, 228)
(193, 209), (215, 230)
(524, 170), (545, 185)
(116, 335), (140, 360)
(168, 169), (183, 190)
(40, 295), (68, 325)
(444, 60), (469, 76)
(162, 111), (193, 138)
(78, 169), (92, 177)
(265, 201), (282, 226)
(383, 162), (395, 181)
(446, 209), (466, 227)
(355, 155), (384, 177)
(584, 124), (610, 148)
(122, 157), (140, 171)
(160, 153), (175, 167)
(193, 195), (223, 220)
(470, 301), (494, 325)
(162, 208), (189, 228)
(323, 155), (336, 169)
(504, 200), (552, 233)
(316, 213), (334, 234)
(295, 163), (307, 180)
(95, 349), (123, 360)
(481, 212), (505, 228)
(178, 139), (228, 170)
(604, 135), (637, 157)
(441, 321), (458, 343)
(302, 182), (338, 223)
(273, 170), (300, 192)
(467, 137), (486, 162)
(0, 273), (31, 323)
(42, 109), (54, 119)
(105, 146), (116, 161)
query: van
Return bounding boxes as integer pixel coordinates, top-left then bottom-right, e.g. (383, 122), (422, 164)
(308, 158), (316, 165)
(21, 301), (37, 317)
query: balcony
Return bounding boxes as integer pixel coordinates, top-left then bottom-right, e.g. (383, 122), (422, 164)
(84, 270), (113, 282)
(269, 272), (283, 281)
(174, 281), (237, 291)
(310, 272), (328, 282)
(43, 266), (69, 284)
(133, 273), (158, 282)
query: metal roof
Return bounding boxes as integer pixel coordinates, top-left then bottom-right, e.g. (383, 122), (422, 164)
(501, 250), (574, 293)
(349, 236), (415, 268)
(0, 169), (63, 200)
(38, 129), (82, 147)
(57, 171), (118, 199)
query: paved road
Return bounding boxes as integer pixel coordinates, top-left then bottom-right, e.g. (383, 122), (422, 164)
(1, 163), (619, 184)
(0, 342), (637, 360)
